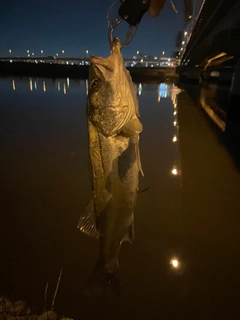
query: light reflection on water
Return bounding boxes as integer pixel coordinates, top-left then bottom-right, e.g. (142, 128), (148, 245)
(5, 77), (89, 96)
(9, 77), (176, 102)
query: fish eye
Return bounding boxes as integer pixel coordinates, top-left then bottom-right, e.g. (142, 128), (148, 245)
(91, 78), (99, 88)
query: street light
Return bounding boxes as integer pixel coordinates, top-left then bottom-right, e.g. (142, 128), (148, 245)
(136, 50), (139, 55)
(162, 51), (165, 56)
(40, 50), (44, 54)
(62, 50), (64, 54)
(9, 49), (12, 54)
(27, 50), (30, 54)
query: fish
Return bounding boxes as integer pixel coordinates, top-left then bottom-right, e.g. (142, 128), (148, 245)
(77, 38), (143, 295)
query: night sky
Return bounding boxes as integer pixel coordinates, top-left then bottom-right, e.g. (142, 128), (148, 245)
(0, 0), (202, 58)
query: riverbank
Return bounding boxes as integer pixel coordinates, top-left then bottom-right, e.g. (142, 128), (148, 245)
(0, 296), (76, 320)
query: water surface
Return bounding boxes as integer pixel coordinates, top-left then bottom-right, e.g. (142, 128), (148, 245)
(1, 77), (240, 319)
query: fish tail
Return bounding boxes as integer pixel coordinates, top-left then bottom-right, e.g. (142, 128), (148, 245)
(83, 265), (120, 296)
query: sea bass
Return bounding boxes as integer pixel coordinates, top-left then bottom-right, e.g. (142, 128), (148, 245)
(77, 38), (143, 294)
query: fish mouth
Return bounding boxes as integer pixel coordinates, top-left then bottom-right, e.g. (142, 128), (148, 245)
(110, 38), (124, 65)
(89, 38), (123, 77)
(110, 38), (122, 51)
(90, 38), (121, 64)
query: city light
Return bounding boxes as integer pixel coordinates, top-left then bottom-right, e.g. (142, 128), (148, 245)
(159, 83), (168, 98)
(136, 50), (139, 55)
(29, 78), (33, 91)
(171, 167), (178, 175)
(85, 79), (88, 95)
(170, 259), (179, 268)
(12, 80), (15, 91)
(182, 41), (185, 45)
(4, 49), (180, 70)
(137, 83), (142, 96)
(172, 136), (177, 142)
(184, 31), (188, 36)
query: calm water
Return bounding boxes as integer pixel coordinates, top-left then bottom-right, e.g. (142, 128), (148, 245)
(1, 77), (240, 319)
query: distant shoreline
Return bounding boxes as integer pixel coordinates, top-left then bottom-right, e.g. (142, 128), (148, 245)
(0, 61), (177, 82)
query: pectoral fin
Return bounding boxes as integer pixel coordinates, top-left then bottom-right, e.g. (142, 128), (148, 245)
(122, 222), (134, 243)
(77, 200), (99, 239)
(135, 141), (144, 177)
(121, 117), (144, 176)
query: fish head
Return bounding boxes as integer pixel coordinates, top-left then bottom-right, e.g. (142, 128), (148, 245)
(87, 39), (138, 137)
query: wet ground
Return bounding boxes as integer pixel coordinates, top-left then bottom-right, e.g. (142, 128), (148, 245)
(1, 77), (240, 319)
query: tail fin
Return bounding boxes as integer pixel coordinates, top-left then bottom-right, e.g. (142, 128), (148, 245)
(83, 267), (120, 296)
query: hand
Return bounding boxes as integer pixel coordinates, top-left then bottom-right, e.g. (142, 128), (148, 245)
(148, 0), (166, 17)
